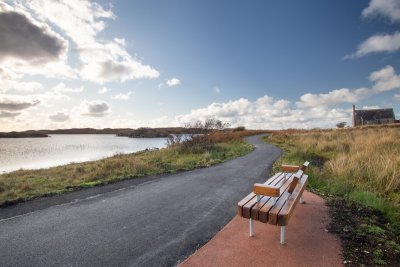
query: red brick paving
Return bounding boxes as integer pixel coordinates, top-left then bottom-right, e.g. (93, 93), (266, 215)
(179, 191), (343, 267)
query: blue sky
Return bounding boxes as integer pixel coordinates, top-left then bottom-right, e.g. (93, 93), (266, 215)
(0, 0), (399, 131)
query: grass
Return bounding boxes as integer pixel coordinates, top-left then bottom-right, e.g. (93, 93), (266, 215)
(267, 125), (400, 265)
(267, 125), (400, 229)
(0, 130), (262, 206)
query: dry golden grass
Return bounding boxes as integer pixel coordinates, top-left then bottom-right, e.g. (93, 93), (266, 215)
(267, 125), (400, 226)
(288, 128), (398, 193)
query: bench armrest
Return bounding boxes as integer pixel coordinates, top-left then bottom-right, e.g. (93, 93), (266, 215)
(253, 184), (280, 197)
(281, 165), (300, 172)
(282, 161), (310, 172)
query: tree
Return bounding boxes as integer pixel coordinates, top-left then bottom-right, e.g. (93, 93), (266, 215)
(336, 122), (347, 128)
(166, 118), (229, 152)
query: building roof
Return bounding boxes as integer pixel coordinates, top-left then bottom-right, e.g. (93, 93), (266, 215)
(354, 108), (395, 121)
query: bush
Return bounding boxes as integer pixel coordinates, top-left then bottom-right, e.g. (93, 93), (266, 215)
(233, 126), (246, 132)
(336, 122), (347, 128)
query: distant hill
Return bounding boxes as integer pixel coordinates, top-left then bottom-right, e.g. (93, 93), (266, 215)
(0, 127), (194, 138)
(0, 131), (49, 138)
(116, 127), (193, 138)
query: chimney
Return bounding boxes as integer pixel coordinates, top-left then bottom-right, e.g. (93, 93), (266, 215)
(352, 105), (356, 127)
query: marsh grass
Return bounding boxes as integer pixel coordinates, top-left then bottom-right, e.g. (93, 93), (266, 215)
(267, 125), (400, 228)
(0, 131), (259, 205)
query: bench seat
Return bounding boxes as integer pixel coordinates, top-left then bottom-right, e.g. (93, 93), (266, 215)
(237, 162), (309, 244)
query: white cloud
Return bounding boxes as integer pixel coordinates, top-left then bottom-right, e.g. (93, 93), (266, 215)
(34, 91), (71, 106)
(26, 0), (115, 45)
(98, 87), (109, 94)
(0, 110), (20, 118)
(0, 66), (19, 80)
(176, 95), (350, 129)
(166, 78), (181, 87)
(79, 100), (110, 117)
(345, 0), (400, 59)
(297, 88), (371, 108)
(362, 105), (380, 109)
(297, 65), (400, 107)
(0, 78), (43, 93)
(53, 82), (83, 93)
(0, 2), (68, 64)
(0, 91), (72, 112)
(79, 56), (159, 83)
(111, 91), (133, 100)
(0, 95), (40, 111)
(215, 87), (221, 94)
(49, 112), (69, 122)
(362, 0), (400, 22)
(369, 65), (400, 92)
(344, 32), (400, 59)
(177, 65), (400, 129)
(25, 0), (159, 84)
(0, 2), (75, 79)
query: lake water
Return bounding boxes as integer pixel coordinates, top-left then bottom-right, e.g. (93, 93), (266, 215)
(0, 134), (167, 173)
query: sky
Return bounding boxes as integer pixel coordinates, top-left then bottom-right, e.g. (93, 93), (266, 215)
(0, 0), (400, 131)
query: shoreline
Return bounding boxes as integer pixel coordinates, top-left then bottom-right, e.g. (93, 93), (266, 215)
(0, 136), (256, 207)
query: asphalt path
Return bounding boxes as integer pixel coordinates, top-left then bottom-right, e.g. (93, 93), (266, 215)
(0, 135), (281, 267)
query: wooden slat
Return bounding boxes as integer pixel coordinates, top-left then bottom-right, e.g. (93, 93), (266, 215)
(242, 195), (259, 218)
(268, 171), (303, 225)
(241, 173), (284, 219)
(287, 177), (299, 194)
(294, 169), (304, 179)
(251, 196), (270, 220)
(268, 192), (291, 225)
(264, 172), (286, 186)
(287, 170), (303, 194)
(253, 184), (280, 197)
(258, 174), (294, 223)
(252, 172), (289, 221)
(281, 165), (300, 172)
(237, 192), (256, 216)
(257, 197), (276, 222)
(277, 175), (309, 226)
(237, 173), (285, 218)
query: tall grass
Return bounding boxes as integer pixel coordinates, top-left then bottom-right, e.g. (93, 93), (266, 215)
(267, 126), (400, 228)
(0, 131), (259, 206)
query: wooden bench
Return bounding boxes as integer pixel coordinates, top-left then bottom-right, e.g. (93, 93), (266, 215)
(237, 161), (310, 244)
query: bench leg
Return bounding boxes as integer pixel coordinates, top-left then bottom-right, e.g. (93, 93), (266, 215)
(249, 218), (254, 237)
(300, 195), (305, 204)
(280, 226), (285, 245)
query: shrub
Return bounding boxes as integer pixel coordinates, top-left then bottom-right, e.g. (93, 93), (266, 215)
(233, 126), (246, 132)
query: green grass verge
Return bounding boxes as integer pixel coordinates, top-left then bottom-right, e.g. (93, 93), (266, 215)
(0, 140), (253, 206)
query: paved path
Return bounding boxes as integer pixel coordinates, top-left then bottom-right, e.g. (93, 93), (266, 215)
(0, 135), (281, 267)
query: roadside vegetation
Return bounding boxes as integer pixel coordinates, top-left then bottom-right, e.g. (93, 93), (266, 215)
(266, 125), (400, 266)
(0, 121), (263, 206)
